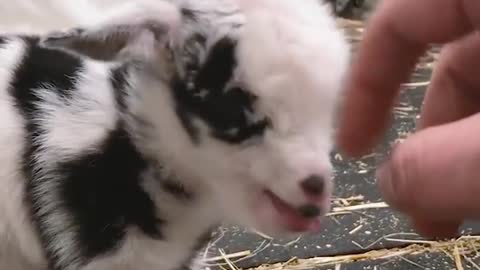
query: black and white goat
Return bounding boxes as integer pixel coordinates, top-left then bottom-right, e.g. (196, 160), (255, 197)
(0, 0), (350, 269)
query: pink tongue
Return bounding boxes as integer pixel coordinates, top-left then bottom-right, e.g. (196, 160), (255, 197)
(265, 190), (321, 232)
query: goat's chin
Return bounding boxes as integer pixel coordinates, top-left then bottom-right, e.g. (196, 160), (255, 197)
(251, 197), (324, 237)
(220, 193), (325, 239)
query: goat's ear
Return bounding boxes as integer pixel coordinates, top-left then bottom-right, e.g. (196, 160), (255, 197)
(40, 1), (181, 62)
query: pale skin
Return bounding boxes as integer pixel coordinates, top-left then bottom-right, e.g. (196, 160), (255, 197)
(336, 0), (480, 238)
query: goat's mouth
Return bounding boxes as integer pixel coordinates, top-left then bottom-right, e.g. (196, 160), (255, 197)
(262, 189), (323, 233)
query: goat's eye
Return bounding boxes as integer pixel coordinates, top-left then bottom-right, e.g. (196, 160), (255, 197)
(207, 88), (271, 144)
(211, 116), (271, 145)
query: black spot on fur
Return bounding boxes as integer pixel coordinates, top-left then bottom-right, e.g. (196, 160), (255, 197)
(0, 35), (7, 47)
(58, 125), (163, 260)
(9, 37), (161, 268)
(172, 37), (270, 144)
(176, 106), (200, 143)
(195, 38), (235, 91)
(110, 64), (131, 111)
(11, 36), (83, 103)
(181, 8), (198, 21)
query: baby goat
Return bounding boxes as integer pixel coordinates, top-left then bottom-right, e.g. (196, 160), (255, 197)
(0, 0), (350, 269)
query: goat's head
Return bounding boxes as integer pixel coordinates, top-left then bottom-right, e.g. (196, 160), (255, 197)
(42, 0), (350, 237)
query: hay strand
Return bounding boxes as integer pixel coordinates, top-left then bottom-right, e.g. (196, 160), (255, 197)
(242, 236), (480, 270)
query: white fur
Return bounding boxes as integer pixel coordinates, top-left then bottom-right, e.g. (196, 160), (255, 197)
(0, 0), (350, 269)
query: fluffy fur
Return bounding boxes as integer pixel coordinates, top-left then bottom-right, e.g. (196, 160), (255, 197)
(0, 0), (350, 269)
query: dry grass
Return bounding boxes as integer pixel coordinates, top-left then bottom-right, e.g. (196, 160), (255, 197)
(277, 235), (480, 270)
(201, 194), (479, 270)
(205, 234), (480, 270)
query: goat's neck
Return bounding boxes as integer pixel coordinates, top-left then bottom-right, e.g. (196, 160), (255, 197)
(123, 65), (214, 197)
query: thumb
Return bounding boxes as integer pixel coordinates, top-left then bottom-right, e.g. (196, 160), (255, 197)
(377, 113), (480, 222)
(410, 218), (461, 238)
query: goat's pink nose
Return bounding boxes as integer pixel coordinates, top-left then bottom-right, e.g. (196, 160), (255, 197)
(300, 175), (325, 196)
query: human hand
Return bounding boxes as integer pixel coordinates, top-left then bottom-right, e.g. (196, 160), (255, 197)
(336, 0), (480, 238)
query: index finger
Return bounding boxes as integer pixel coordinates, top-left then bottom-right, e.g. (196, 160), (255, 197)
(336, 0), (478, 157)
